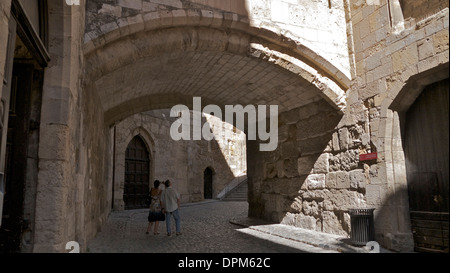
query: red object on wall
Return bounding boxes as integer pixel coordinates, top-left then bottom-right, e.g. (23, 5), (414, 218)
(359, 152), (377, 161)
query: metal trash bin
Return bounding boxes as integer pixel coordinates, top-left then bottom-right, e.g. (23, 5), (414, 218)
(349, 208), (375, 246)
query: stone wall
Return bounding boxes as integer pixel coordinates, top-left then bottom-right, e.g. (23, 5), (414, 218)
(346, 0), (448, 251)
(112, 109), (246, 208)
(248, 98), (365, 237)
(400, 0), (449, 22)
(249, 0), (448, 251)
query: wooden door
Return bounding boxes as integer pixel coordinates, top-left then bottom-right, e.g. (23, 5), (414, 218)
(204, 167), (213, 199)
(404, 78), (449, 253)
(0, 63), (34, 252)
(124, 136), (150, 210)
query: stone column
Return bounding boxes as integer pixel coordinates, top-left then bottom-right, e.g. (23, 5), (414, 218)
(33, 0), (84, 252)
(389, 0), (405, 33)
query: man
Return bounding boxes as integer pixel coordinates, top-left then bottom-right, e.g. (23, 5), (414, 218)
(161, 180), (181, 236)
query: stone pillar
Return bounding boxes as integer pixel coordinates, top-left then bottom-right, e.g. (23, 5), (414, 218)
(33, 0), (85, 252)
(0, 0), (12, 228)
(389, 0), (405, 33)
(0, 0), (12, 89)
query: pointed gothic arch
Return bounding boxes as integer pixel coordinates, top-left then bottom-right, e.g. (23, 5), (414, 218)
(123, 135), (151, 210)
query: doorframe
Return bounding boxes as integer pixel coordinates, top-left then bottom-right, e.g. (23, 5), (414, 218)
(383, 63), (449, 251)
(123, 135), (151, 210)
(113, 126), (155, 211)
(203, 166), (214, 199)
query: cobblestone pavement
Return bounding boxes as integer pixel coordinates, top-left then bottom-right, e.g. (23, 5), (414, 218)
(86, 200), (337, 253)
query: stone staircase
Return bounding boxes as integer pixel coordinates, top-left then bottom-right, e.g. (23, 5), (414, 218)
(221, 179), (248, 201)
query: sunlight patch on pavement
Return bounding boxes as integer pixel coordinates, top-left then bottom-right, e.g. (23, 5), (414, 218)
(236, 227), (339, 253)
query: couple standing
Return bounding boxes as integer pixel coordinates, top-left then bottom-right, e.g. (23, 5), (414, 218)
(146, 179), (182, 236)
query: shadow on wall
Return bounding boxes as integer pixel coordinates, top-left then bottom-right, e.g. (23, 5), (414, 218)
(375, 172), (449, 253)
(248, 98), (353, 235)
(371, 186), (414, 252)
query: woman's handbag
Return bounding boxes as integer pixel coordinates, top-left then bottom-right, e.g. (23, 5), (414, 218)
(158, 211), (166, 221)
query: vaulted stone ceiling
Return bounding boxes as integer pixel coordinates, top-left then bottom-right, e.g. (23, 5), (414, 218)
(82, 0), (350, 126)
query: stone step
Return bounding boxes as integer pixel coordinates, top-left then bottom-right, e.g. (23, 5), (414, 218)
(222, 180), (248, 201)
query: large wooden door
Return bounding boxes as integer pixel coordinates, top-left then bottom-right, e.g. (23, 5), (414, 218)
(124, 136), (150, 210)
(404, 78), (449, 253)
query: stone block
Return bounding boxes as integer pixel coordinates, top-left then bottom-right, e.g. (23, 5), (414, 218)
(296, 213), (317, 230)
(172, 9), (187, 25)
(117, 0), (142, 10)
(278, 124), (290, 143)
(369, 163), (387, 185)
(322, 211), (347, 236)
(366, 184), (381, 206)
(283, 157), (300, 178)
(326, 172), (336, 189)
(276, 160), (284, 178)
(323, 189), (366, 211)
(314, 153), (329, 174)
(332, 132), (340, 151)
(126, 14), (144, 34)
(349, 169), (365, 189)
(297, 156), (315, 176)
(271, 0), (289, 24)
(150, 0), (182, 9)
(306, 174), (326, 190)
(298, 102), (320, 120)
(142, 1), (158, 12)
(433, 29), (449, 53)
(100, 22), (120, 43)
(39, 125), (69, 161)
(336, 171), (350, 189)
(98, 4), (122, 17)
(418, 38), (436, 61)
(280, 107), (300, 125)
(143, 11), (161, 30)
(289, 196), (303, 213)
(186, 9), (201, 25)
(159, 10), (173, 27)
(302, 200), (320, 217)
(200, 10), (214, 26)
(265, 162), (277, 179)
(338, 127), (349, 150)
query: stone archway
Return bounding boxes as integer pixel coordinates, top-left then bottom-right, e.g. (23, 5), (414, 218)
(80, 0), (350, 243)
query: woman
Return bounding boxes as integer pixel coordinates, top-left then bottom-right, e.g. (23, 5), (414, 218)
(146, 180), (164, 235)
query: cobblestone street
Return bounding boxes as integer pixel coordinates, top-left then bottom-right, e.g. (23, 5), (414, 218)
(87, 200), (334, 253)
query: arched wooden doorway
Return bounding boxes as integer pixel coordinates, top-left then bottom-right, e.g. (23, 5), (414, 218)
(204, 167), (213, 199)
(124, 135), (150, 210)
(404, 78), (449, 252)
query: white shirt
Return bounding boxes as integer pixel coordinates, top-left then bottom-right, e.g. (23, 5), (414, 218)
(161, 187), (180, 213)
